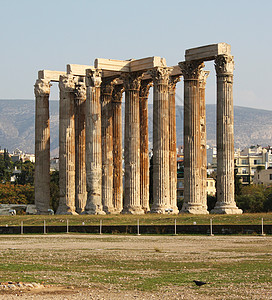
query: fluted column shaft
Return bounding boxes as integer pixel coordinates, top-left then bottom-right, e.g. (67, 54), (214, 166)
(34, 79), (51, 214)
(112, 85), (124, 213)
(101, 78), (116, 214)
(122, 72), (144, 214)
(57, 75), (77, 215)
(149, 67), (172, 213)
(84, 69), (105, 214)
(168, 76), (180, 214)
(212, 55), (242, 214)
(199, 71), (209, 211)
(139, 80), (152, 212)
(179, 61), (208, 214)
(74, 80), (87, 213)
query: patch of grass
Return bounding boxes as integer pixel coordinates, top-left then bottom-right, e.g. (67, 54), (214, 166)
(0, 212), (271, 227)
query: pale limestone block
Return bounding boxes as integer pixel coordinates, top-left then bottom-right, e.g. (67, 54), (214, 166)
(67, 64), (94, 76)
(38, 70), (66, 82)
(185, 43), (231, 61)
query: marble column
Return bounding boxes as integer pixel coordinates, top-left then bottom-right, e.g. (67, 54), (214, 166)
(212, 55), (242, 214)
(84, 69), (105, 214)
(122, 72), (144, 214)
(149, 67), (172, 213)
(57, 75), (77, 215)
(178, 61), (208, 214)
(34, 79), (51, 214)
(168, 75), (181, 214)
(74, 79), (87, 213)
(199, 70), (209, 212)
(112, 85), (124, 213)
(101, 77), (117, 214)
(139, 80), (152, 213)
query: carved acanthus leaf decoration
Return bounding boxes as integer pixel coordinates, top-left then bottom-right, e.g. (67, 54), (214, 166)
(168, 75), (181, 92)
(112, 85), (124, 103)
(139, 80), (153, 98)
(75, 82), (86, 99)
(86, 69), (102, 87)
(59, 75), (76, 92)
(101, 77), (118, 96)
(199, 70), (210, 87)
(178, 61), (204, 79)
(121, 72), (144, 91)
(148, 67), (172, 85)
(34, 79), (51, 97)
(215, 55), (234, 75)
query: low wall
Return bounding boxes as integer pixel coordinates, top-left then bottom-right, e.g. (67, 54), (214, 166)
(0, 224), (271, 235)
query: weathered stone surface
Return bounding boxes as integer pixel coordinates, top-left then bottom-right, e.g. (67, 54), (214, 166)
(122, 72), (144, 214)
(185, 43), (231, 61)
(34, 79), (51, 214)
(84, 69), (105, 214)
(212, 55), (242, 214)
(130, 57), (166, 72)
(57, 75), (77, 215)
(38, 70), (66, 82)
(95, 58), (131, 72)
(139, 80), (152, 212)
(112, 85), (124, 213)
(101, 77), (117, 214)
(149, 67), (172, 214)
(74, 79), (87, 213)
(199, 70), (209, 212)
(179, 61), (208, 214)
(67, 64), (94, 76)
(168, 75), (180, 214)
(95, 57), (166, 73)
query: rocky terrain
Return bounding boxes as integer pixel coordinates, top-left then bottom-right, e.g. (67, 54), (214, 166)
(0, 99), (272, 156)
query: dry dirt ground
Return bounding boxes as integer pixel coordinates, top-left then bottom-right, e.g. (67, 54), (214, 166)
(0, 234), (271, 299)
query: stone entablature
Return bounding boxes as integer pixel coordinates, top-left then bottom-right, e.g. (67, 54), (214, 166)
(34, 43), (242, 215)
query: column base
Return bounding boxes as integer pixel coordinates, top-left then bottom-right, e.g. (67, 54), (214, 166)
(150, 204), (168, 214)
(103, 206), (116, 214)
(122, 206), (145, 215)
(142, 206), (150, 214)
(82, 210), (106, 215)
(180, 203), (209, 214)
(83, 204), (106, 215)
(211, 203), (242, 214)
(169, 206), (179, 214)
(56, 209), (78, 215)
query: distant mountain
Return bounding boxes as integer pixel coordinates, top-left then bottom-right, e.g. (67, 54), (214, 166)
(0, 99), (272, 155)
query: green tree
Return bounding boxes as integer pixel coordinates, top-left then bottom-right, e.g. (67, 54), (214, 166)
(0, 149), (13, 183)
(50, 170), (59, 212)
(14, 160), (35, 185)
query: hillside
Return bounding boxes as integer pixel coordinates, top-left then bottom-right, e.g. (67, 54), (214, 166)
(0, 100), (271, 155)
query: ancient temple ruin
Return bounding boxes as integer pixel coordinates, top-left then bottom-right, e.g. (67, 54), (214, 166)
(34, 43), (242, 215)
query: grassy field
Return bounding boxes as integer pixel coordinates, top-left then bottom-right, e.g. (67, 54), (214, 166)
(0, 212), (271, 227)
(0, 234), (271, 299)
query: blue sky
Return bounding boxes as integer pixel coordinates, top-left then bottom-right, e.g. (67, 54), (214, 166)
(0, 0), (271, 109)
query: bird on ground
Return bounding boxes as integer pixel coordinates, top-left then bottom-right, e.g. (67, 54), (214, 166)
(193, 280), (207, 287)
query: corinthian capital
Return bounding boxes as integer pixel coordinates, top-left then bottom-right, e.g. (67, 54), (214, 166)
(34, 79), (51, 97)
(148, 67), (173, 85)
(178, 61), (204, 80)
(75, 81), (86, 99)
(121, 72), (144, 91)
(86, 69), (102, 87)
(215, 55), (234, 75)
(59, 75), (76, 92)
(112, 85), (124, 103)
(199, 70), (210, 87)
(139, 80), (153, 98)
(168, 75), (181, 92)
(101, 77), (118, 96)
